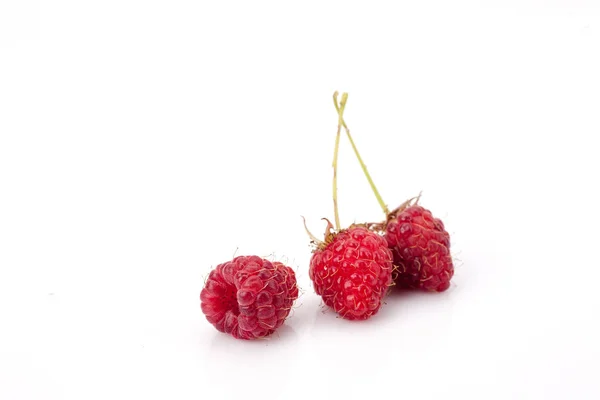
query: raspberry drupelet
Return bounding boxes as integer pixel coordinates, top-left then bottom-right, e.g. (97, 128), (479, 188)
(200, 255), (298, 340)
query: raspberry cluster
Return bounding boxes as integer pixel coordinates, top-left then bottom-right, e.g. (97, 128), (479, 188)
(199, 91), (456, 339)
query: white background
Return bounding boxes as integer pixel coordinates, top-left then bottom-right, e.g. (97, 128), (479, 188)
(1, 1), (600, 399)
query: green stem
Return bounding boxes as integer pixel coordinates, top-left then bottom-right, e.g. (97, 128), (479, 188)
(332, 91), (347, 231)
(334, 96), (389, 217)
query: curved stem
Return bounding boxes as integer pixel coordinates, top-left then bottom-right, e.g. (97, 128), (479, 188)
(334, 95), (389, 216)
(301, 216), (323, 245)
(332, 91), (347, 230)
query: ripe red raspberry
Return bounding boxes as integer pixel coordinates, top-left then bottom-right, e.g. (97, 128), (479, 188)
(385, 205), (453, 292)
(200, 255), (298, 340)
(309, 225), (393, 320)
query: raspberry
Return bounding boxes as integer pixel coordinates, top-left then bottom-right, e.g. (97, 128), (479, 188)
(309, 226), (393, 320)
(200, 255), (298, 340)
(385, 205), (453, 292)
(303, 92), (392, 320)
